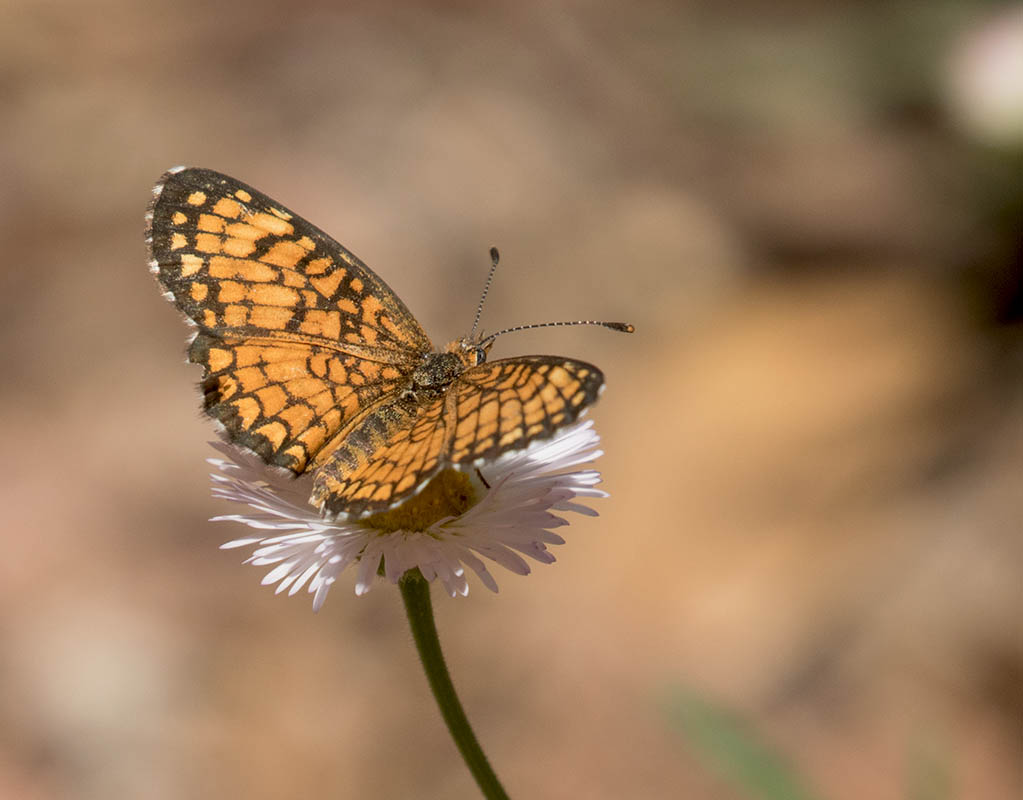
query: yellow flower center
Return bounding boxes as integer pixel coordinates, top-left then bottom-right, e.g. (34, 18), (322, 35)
(362, 469), (478, 534)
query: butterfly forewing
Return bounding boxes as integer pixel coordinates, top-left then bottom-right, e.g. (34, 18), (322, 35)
(311, 357), (604, 517)
(147, 168), (431, 353)
(447, 356), (604, 464)
(147, 168), (432, 472)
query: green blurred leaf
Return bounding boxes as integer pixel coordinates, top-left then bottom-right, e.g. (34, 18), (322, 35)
(906, 735), (954, 800)
(662, 687), (827, 800)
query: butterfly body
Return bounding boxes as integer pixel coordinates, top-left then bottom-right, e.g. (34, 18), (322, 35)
(147, 168), (609, 517)
(411, 348), (478, 391)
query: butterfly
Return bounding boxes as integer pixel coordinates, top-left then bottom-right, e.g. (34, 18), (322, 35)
(146, 167), (632, 517)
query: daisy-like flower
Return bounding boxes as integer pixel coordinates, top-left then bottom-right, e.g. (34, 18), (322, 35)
(210, 420), (607, 610)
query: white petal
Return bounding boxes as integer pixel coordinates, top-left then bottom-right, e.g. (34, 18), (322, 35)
(206, 420), (606, 609)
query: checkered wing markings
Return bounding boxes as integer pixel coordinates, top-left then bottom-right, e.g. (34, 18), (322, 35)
(447, 357), (605, 464)
(147, 167), (435, 472)
(147, 167), (432, 353)
(312, 357), (605, 517)
(190, 333), (408, 472)
(311, 398), (448, 517)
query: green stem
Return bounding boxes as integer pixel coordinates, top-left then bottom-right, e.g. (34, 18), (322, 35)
(399, 570), (511, 800)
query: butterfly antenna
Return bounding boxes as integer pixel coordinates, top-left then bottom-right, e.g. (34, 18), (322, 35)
(481, 319), (634, 347)
(469, 247), (501, 340)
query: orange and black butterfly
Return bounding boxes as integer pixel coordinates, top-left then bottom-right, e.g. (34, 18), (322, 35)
(146, 168), (632, 517)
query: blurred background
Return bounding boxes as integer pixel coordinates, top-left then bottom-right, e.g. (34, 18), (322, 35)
(1, 1), (1020, 798)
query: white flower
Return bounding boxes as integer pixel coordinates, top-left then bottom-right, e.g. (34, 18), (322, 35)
(944, 7), (1023, 148)
(209, 421), (607, 610)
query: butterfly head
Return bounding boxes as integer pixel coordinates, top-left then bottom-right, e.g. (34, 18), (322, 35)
(446, 335), (493, 368)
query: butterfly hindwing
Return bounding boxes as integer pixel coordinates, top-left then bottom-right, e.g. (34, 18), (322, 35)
(311, 395), (448, 516)
(188, 333), (409, 473)
(311, 357), (604, 517)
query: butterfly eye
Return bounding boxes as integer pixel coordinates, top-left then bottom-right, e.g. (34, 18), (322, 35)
(475, 347), (487, 365)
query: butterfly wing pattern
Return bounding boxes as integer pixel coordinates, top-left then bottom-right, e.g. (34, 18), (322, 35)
(148, 167), (608, 518)
(147, 167), (432, 477)
(312, 357), (604, 515)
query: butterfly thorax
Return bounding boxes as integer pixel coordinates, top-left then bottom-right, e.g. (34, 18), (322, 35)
(409, 337), (488, 390)
(411, 352), (467, 391)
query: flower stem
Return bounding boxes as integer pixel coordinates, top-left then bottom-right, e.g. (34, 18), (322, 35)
(399, 569), (511, 800)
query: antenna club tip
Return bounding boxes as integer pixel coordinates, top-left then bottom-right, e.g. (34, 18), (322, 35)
(489, 246), (499, 264)
(609, 322), (635, 333)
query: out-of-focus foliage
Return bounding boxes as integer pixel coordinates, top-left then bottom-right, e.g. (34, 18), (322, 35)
(666, 688), (827, 800)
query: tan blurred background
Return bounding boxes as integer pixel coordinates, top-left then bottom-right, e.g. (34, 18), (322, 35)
(2, 1), (1021, 798)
